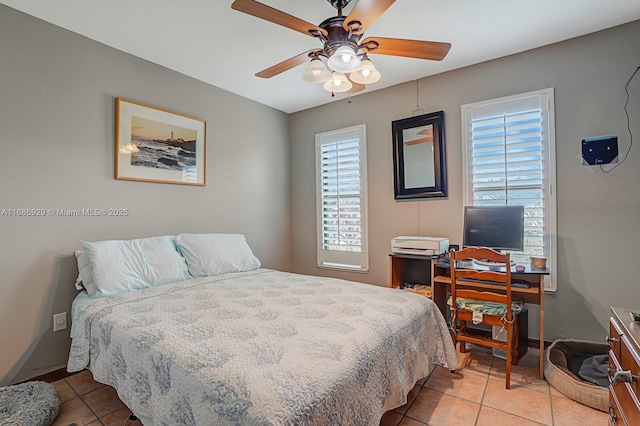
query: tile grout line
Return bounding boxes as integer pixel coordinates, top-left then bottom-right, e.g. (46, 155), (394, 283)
(409, 365), (442, 425)
(64, 377), (112, 426)
(548, 384), (556, 426)
(63, 377), (102, 425)
(472, 353), (493, 425)
(482, 357), (555, 426)
(396, 370), (437, 426)
(401, 384), (424, 425)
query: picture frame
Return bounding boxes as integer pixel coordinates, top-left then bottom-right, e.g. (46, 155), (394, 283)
(392, 111), (447, 200)
(115, 98), (206, 185)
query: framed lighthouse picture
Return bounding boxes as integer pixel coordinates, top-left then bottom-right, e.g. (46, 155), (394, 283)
(115, 98), (206, 186)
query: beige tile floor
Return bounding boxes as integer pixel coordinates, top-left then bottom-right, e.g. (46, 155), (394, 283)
(50, 345), (608, 425)
(381, 345), (608, 426)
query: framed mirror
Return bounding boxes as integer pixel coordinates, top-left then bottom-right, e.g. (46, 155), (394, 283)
(392, 111), (447, 200)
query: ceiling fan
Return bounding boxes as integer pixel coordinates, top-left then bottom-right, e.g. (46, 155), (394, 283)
(231, 0), (451, 95)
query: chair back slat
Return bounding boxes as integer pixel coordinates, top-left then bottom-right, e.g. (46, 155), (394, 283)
(455, 289), (509, 304)
(453, 246), (506, 264)
(454, 269), (509, 284)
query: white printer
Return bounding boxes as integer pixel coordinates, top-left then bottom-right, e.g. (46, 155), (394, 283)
(391, 236), (449, 256)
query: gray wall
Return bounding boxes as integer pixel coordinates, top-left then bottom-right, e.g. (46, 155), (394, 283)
(0, 5), (291, 385)
(290, 20), (640, 342)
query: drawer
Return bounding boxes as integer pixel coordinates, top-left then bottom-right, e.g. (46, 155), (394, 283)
(610, 319), (624, 360)
(621, 335), (640, 402)
(609, 389), (622, 425)
(609, 342), (640, 425)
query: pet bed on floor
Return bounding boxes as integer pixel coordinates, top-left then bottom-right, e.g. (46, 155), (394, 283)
(0, 381), (61, 425)
(544, 339), (609, 412)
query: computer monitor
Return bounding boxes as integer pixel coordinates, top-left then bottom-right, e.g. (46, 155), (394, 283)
(463, 205), (524, 251)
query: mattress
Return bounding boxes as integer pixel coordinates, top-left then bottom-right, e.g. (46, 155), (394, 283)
(68, 269), (457, 425)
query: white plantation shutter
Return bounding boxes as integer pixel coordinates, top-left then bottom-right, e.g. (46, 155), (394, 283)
(315, 125), (368, 271)
(320, 141), (362, 251)
(470, 109), (544, 257)
(462, 89), (557, 291)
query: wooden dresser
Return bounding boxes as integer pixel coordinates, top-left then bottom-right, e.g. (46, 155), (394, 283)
(608, 307), (640, 425)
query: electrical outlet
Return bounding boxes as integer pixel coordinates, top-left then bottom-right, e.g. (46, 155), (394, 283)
(53, 312), (67, 332)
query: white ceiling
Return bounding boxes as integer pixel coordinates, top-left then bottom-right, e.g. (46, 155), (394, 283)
(2, 0), (640, 113)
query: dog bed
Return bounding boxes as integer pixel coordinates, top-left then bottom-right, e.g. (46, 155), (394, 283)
(544, 339), (609, 412)
(0, 381), (61, 425)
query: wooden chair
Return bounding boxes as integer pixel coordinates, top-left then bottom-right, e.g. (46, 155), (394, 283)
(449, 246), (523, 389)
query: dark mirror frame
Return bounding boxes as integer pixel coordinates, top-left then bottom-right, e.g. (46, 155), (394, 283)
(392, 111), (447, 200)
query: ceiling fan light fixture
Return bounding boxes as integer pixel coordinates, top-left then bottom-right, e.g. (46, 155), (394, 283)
(323, 72), (352, 93)
(302, 57), (331, 83)
(327, 45), (361, 73)
(349, 55), (381, 84)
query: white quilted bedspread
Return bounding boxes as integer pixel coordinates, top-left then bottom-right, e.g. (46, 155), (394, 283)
(68, 269), (457, 425)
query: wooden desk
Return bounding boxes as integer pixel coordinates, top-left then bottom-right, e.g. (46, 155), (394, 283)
(432, 260), (550, 379)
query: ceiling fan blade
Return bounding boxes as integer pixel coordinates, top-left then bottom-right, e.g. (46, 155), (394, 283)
(256, 50), (321, 78)
(361, 37), (451, 60)
(343, 0), (396, 33)
(345, 73), (365, 92)
(404, 136), (433, 146)
(232, 0), (327, 37)
(349, 81), (366, 93)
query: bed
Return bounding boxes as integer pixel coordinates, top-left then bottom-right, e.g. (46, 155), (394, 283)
(67, 234), (457, 425)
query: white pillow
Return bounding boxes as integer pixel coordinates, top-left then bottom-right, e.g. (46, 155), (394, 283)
(81, 235), (191, 297)
(175, 233), (261, 277)
(74, 250), (98, 296)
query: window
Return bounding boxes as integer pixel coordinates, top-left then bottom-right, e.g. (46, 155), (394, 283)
(315, 124), (368, 272)
(461, 88), (557, 291)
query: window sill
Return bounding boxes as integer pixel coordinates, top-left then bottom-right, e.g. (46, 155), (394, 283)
(317, 264), (369, 273)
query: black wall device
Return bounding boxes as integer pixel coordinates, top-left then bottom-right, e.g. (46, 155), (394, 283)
(581, 135), (618, 165)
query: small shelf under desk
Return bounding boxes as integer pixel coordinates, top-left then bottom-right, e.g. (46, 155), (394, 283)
(389, 253), (438, 290)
